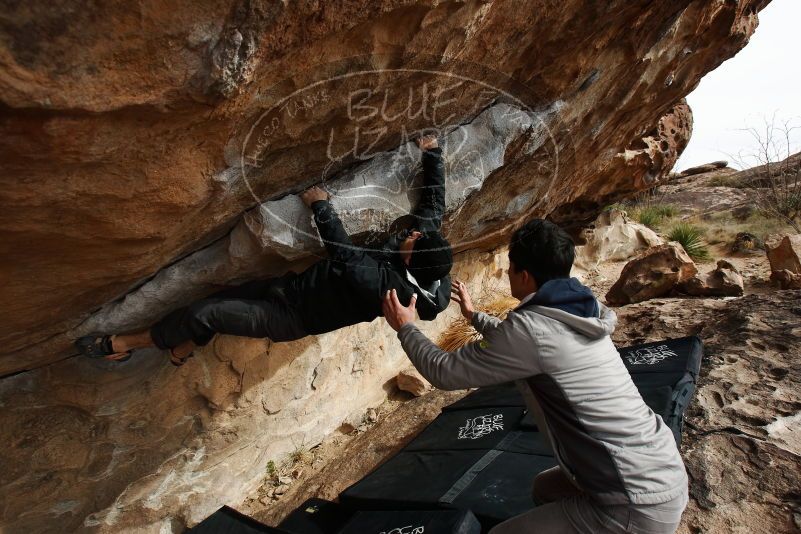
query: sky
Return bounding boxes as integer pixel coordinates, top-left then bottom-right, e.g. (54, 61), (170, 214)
(674, 0), (801, 172)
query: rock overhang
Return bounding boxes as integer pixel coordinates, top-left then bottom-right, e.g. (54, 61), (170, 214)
(0, 0), (766, 380)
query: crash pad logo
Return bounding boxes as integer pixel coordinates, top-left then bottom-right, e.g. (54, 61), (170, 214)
(624, 345), (678, 365)
(380, 526), (424, 534)
(458, 413), (504, 440)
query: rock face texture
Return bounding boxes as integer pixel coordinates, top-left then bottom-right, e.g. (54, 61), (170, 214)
(0, 250), (507, 533)
(573, 208), (663, 274)
(73, 103), (556, 340)
(0, 1), (772, 532)
(0, 0), (769, 375)
(766, 234), (801, 275)
(771, 269), (801, 290)
(612, 292), (801, 534)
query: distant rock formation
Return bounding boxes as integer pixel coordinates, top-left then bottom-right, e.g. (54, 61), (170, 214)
(677, 160), (729, 177)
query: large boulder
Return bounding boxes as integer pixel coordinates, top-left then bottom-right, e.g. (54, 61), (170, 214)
(770, 269), (801, 290)
(765, 234), (801, 274)
(677, 260), (744, 297)
(605, 243), (698, 305)
(574, 208), (663, 273)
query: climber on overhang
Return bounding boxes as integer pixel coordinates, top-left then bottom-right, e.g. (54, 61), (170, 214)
(75, 135), (452, 365)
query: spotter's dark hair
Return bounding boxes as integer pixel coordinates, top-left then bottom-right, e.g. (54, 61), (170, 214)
(508, 219), (574, 285)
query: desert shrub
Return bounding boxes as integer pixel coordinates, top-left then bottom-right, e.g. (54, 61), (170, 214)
(634, 204), (678, 229)
(731, 117), (801, 232)
(266, 460), (277, 479)
(668, 222), (710, 261)
(741, 212), (794, 239)
(694, 211), (793, 247)
(603, 203), (627, 213)
(290, 445), (313, 465)
(777, 191), (801, 217)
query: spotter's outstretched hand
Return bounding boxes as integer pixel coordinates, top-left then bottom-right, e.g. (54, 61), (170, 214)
(383, 289), (417, 332)
(450, 279), (475, 320)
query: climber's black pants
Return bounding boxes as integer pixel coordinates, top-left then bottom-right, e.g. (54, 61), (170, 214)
(149, 278), (307, 349)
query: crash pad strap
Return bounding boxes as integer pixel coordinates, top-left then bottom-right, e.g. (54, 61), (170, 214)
(438, 431), (522, 504)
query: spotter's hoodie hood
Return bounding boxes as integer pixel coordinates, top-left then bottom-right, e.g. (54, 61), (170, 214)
(518, 277), (615, 339)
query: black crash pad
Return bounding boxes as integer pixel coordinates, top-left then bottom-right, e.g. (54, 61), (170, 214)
(618, 336), (703, 444)
(619, 336), (702, 380)
(187, 506), (288, 534)
(442, 383), (525, 412)
(277, 498), (352, 534)
(338, 509), (481, 534)
(339, 449), (556, 528)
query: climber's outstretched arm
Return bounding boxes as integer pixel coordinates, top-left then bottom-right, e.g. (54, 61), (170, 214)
(301, 186), (364, 264)
(412, 135), (446, 233)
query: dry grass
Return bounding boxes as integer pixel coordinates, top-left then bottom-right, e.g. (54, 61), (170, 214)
(632, 204), (679, 230)
(437, 295), (518, 351)
(289, 445), (314, 465)
(437, 320), (482, 352)
(695, 211), (794, 247)
(707, 173), (745, 188)
(623, 191), (793, 250)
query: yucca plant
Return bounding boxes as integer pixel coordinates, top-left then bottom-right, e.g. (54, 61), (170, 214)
(668, 222), (711, 261)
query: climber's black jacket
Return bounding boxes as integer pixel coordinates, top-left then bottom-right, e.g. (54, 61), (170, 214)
(149, 148), (452, 349)
(285, 147), (451, 335)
